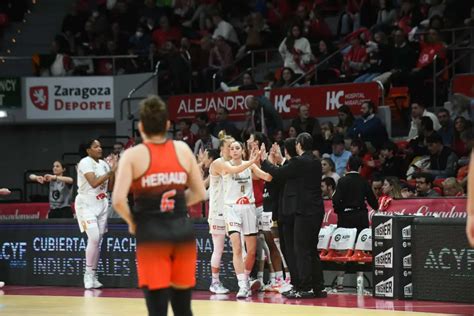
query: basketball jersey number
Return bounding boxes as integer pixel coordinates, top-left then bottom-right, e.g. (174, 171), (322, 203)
(160, 189), (177, 212)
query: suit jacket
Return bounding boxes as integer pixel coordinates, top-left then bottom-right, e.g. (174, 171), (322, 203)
(262, 152), (324, 216)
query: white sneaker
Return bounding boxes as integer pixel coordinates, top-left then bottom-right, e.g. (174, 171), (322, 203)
(249, 278), (262, 292)
(236, 287), (250, 299)
(84, 272), (94, 289)
(209, 282), (229, 294)
(92, 275), (103, 289)
(0, 281), (5, 288)
(278, 281), (293, 294)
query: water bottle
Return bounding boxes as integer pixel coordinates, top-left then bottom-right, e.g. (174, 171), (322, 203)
(356, 273), (364, 295)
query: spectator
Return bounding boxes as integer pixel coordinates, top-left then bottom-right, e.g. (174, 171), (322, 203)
(152, 15), (182, 49)
(113, 142), (124, 156)
(62, 2), (87, 43)
(382, 177), (403, 199)
(321, 177), (336, 199)
(211, 107), (240, 139)
(178, 119), (197, 148)
(315, 40), (341, 84)
(274, 67), (298, 88)
(436, 108), (454, 147)
(408, 102), (441, 139)
(321, 158), (340, 184)
(138, 0), (163, 25)
(423, 133), (458, 179)
(379, 141), (406, 179)
(354, 31), (391, 83)
(409, 116), (435, 157)
(221, 72), (259, 92)
(373, 0), (397, 32)
(400, 182), (416, 198)
(453, 116), (471, 157)
(288, 126), (298, 138)
(72, 44), (94, 75)
(330, 135), (352, 176)
(129, 25), (152, 56)
(278, 23), (313, 75)
(347, 101), (388, 150)
(337, 0), (363, 37)
(211, 10), (240, 47)
(308, 7), (332, 42)
(291, 104), (319, 135)
(336, 105), (355, 135)
(341, 34), (368, 80)
(194, 126), (219, 155)
(318, 121), (335, 155)
(442, 178), (464, 197)
(407, 28), (446, 98)
(414, 173), (439, 197)
(371, 175), (384, 199)
(246, 96), (284, 136)
(375, 28), (417, 86)
(46, 36), (72, 76)
(110, 22), (130, 54)
(207, 36), (234, 90)
(236, 12), (271, 59)
(349, 139), (375, 180)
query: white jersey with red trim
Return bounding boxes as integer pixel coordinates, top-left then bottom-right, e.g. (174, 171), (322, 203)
(223, 161), (255, 205)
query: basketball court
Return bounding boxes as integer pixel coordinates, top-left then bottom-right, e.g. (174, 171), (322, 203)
(0, 286), (472, 316)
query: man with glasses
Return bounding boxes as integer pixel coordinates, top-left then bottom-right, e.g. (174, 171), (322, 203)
(414, 173), (439, 197)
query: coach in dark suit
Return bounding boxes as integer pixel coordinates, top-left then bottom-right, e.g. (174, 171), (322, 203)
(262, 132), (326, 299)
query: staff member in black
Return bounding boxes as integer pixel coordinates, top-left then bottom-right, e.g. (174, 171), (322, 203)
(332, 156), (378, 232)
(261, 132), (326, 299)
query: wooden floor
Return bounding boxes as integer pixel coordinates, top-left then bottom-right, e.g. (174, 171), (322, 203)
(0, 295), (463, 316)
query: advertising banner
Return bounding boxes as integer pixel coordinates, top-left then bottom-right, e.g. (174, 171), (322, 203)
(0, 77), (21, 107)
(0, 198), (466, 221)
(452, 74), (474, 98)
(412, 218), (473, 303)
(25, 77), (114, 120)
(167, 82), (381, 121)
(0, 219), (238, 290)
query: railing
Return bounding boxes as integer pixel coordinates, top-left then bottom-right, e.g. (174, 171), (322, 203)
(0, 54), (153, 76)
(213, 48), (280, 92)
(289, 45), (349, 87)
(120, 61), (160, 120)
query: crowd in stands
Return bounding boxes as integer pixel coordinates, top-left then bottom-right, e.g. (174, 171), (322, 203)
(0, 0), (28, 49)
(43, 0), (471, 98)
(176, 93), (473, 208)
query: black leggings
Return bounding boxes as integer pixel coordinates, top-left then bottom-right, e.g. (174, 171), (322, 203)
(143, 287), (193, 316)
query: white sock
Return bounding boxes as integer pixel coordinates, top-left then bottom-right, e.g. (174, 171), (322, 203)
(285, 272), (291, 280)
(237, 273), (248, 288)
(244, 270), (251, 278)
(257, 271), (264, 281)
(269, 272), (276, 283)
(275, 271), (283, 281)
(212, 272), (220, 284)
(85, 265), (93, 274)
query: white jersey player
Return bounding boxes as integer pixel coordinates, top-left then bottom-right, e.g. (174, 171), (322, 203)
(207, 136), (259, 294)
(75, 139), (117, 289)
(221, 141), (271, 298)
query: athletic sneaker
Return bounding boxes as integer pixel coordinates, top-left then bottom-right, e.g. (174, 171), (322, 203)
(0, 281), (4, 288)
(209, 282), (230, 294)
(84, 272), (94, 289)
(249, 278), (262, 292)
(236, 286), (250, 299)
(285, 289), (315, 299)
(263, 279), (282, 292)
(278, 281), (293, 294)
(92, 275), (103, 289)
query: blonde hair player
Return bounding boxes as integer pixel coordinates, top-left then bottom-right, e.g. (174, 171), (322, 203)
(113, 95), (206, 316)
(75, 139), (117, 289)
(207, 134), (260, 294)
(221, 141), (272, 298)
